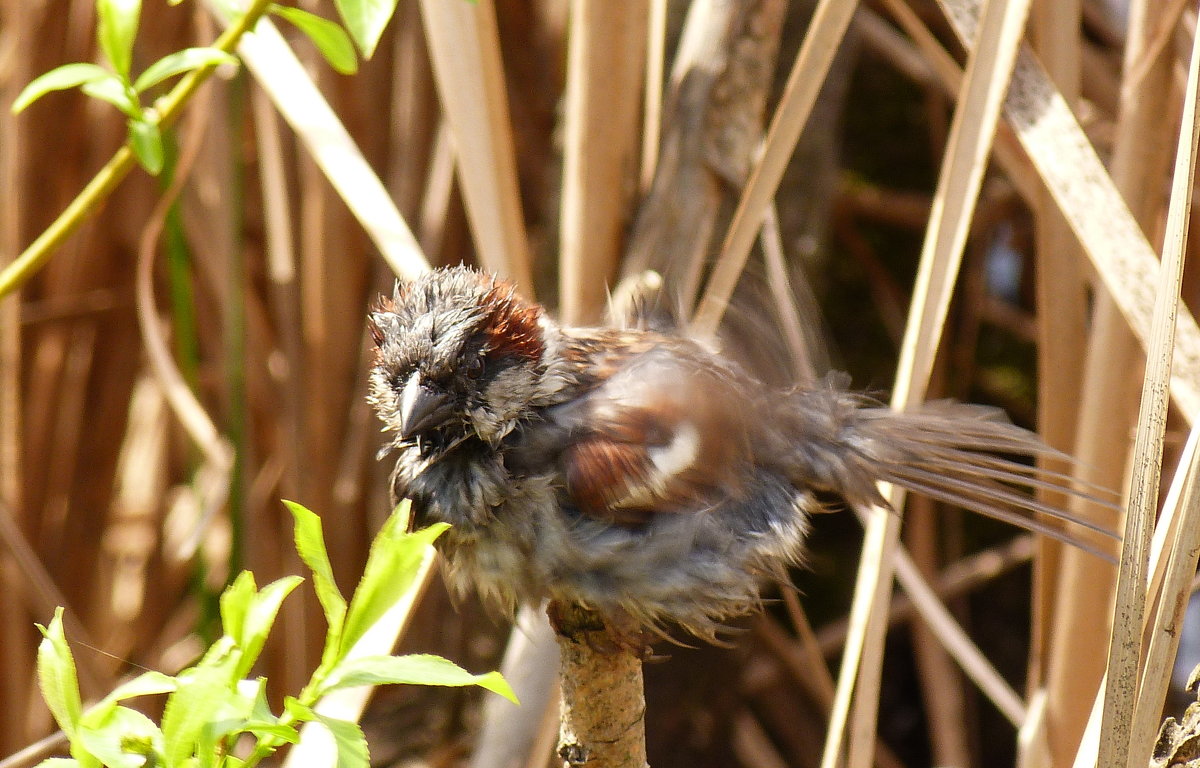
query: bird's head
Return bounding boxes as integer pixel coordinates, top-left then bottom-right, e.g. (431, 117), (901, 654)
(368, 267), (550, 452)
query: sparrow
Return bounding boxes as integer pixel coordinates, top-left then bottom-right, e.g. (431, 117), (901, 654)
(367, 266), (1115, 639)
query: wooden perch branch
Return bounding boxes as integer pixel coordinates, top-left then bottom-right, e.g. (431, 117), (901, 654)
(551, 603), (648, 768)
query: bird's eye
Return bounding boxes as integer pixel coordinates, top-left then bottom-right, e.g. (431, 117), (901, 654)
(464, 357), (485, 380)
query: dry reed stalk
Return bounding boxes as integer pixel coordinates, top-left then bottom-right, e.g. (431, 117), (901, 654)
(0, 0), (30, 752)
(296, 127), (336, 550)
(417, 124), (458, 259)
(1072, 407), (1200, 767)
(814, 536), (1035, 655)
(1098, 8), (1200, 766)
(937, 0), (1200, 422)
(692, 0), (857, 338)
(854, 8), (938, 90)
(624, 0), (788, 313)
(826, 2), (1033, 767)
(417, 0), (533, 294)
(205, 4), (428, 280)
(640, 0), (668, 192)
(387, 0), (440, 233)
(893, 542), (1026, 723)
(298, 111), (357, 695)
(873, 0), (1040, 206)
(905, 495), (971, 768)
(760, 204), (817, 384)
(1132, 429), (1200, 765)
(755, 611), (906, 768)
(731, 710), (790, 768)
(1056, 311), (1142, 768)
(100, 377), (170, 664)
(1047, 0), (1181, 762)
(1103, 66), (1197, 768)
(468, 605), (560, 768)
(1026, 2), (1088, 726)
(558, 0), (647, 324)
(250, 81), (316, 710)
(253, 88), (301, 498)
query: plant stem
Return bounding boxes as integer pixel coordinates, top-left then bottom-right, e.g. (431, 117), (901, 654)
(0, 0), (274, 299)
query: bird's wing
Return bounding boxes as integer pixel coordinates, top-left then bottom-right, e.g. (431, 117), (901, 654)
(552, 343), (754, 525)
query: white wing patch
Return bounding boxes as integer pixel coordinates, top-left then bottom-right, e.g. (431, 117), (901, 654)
(610, 420), (701, 510)
(649, 421), (700, 479)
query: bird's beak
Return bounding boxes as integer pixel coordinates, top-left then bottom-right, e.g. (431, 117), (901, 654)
(398, 374), (451, 439)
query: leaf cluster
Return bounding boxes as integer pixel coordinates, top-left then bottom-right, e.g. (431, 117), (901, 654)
(11, 0), (405, 174)
(34, 500), (516, 768)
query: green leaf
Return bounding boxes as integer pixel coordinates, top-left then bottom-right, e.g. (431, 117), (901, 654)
(236, 575), (303, 679)
(241, 721), (299, 743)
(12, 63), (113, 113)
(81, 77), (139, 118)
(194, 680), (263, 768)
(220, 571), (258, 648)
(197, 720), (239, 768)
(270, 6), (358, 75)
(85, 670), (177, 726)
(285, 500), (347, 661)
(313, 713), (369, 768)
(161, 666), (238, 766)
(247, 676), (274, 723)
(283, 696), (315, 723)
(97, 0), (141, 77)
(322, 654), (518, 703)
(193, 634), (239, 676)
(101, 671), (178, 704)
(129, 118), (164, 175)
(134, 47), (239, 93)
(340, 507), (445, 657)
(332, 0), (398, 60)
(36, 608), (83, 740)
(78, 706), (163, 768)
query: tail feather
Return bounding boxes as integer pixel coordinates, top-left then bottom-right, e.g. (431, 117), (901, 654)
(900, 446), (1120, 509)
(881, 473), (1116, 562)
(777, 388), (1120, 559)
(883, 464), (1116, 541)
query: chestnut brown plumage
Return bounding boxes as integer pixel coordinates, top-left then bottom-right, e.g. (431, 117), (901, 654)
(367, 266), (1116, 639)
